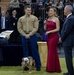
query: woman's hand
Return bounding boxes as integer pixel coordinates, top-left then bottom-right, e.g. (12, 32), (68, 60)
(45, 31), (50, 35)
(59, 38), (62, 43)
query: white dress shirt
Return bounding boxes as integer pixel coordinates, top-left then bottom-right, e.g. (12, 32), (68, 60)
(1, 17), (5, 29)
(67, 13), (72, 18)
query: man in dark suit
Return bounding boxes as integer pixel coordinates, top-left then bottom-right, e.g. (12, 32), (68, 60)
(59, 5), (74, 75)
(0, 11), (10, 32)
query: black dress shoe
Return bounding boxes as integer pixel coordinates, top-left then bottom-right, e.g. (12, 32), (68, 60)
(36, 68), (41, 71)
(63, 72), (70, 75)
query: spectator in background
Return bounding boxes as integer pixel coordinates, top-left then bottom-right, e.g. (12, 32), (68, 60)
(19, 0), (27, 4)
(0, 11), (10, 32)
(19, 0), (27, 11)
(64, 0), (73, 6)
(45, 0), (53, 18)
(55, 0), (64, 18)
(43, 0), (48, 3)
(31, 2), (38, 17)
(25, 0), (31, 4)
(9, 10), (20, 43)
(36, 0), (41, 3)
(37, 1), (44, 20)
(18, 0), (27, 16)
(45, 0), (53, 7)
(37, 0), (48, 3)
(31, 0), (36, 3)
(17, 6), (41, 71)
(9, 0), (22, 17)
(52, 0), (57, 3)
(37, 20), (44, 36)
(9, 0), (20, 9)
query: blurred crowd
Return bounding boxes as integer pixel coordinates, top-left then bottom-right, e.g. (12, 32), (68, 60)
(0, 0), (74, 44)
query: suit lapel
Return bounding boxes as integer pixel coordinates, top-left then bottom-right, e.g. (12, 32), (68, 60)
(61, 19), (67, 34)
(61, 15), (73, 34)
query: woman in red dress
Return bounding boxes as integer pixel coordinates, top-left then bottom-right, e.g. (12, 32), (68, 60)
(44, 6), (61, 73)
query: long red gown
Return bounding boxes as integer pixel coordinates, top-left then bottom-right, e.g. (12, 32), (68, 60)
(46, 20), (61, 73)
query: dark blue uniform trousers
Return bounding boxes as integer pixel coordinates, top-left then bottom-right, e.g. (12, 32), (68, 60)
(21, 34), (41, 69)
(63, 46), (74, 75)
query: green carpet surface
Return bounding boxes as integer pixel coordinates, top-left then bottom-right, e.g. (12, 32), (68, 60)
(0, 58), (74, 75)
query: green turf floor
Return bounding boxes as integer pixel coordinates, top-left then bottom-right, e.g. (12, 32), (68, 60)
(0, 58), (74, 75)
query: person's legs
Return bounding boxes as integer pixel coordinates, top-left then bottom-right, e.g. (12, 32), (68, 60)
(21, 36), (29, 57)
(29, 34), (41, 70)
(63, 46), (73, 75)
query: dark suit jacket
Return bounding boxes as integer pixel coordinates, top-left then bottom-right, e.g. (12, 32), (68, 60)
(61, 14), (74, 46)
(0, 16), (10, 33)
(8, 16), (20, 43)
(9, 16), (18, 30)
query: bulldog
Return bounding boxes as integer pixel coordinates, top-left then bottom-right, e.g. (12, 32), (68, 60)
(21, 56), (35, 72)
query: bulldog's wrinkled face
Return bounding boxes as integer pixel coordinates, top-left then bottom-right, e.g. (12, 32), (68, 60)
(22, 57), (29, 66)
(22, 57), (33, 66)
(21, 57), (35, 72)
